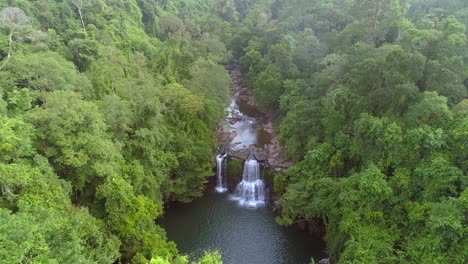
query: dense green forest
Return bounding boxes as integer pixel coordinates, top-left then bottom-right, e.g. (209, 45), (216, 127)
(0, 0), (230, 263)
(0, 0), (466, 263)
(230, 0), (467, 263)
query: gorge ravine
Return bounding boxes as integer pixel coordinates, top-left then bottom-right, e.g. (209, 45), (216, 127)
(159, 65), (327, 264)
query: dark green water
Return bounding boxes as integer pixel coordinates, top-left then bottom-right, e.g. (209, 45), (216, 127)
(159, 191), (325, 264)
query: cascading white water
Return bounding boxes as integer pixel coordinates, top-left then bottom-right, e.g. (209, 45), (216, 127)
(226, 98), (241, 119)
(234, 159), (266, 207)
(215, 153), (228, 192)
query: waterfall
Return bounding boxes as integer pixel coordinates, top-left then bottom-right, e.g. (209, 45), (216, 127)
(215, 153), (228, 192)
(234, 159), (266, 207)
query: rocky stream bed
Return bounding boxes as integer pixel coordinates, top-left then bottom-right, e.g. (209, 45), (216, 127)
(216, 65), (293, 171)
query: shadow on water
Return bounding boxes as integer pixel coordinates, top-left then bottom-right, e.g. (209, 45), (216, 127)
(236, 97), (265, 119)
(159, 191), (326, 264)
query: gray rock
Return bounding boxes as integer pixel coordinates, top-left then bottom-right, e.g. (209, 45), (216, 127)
(318, 258), (330, 264)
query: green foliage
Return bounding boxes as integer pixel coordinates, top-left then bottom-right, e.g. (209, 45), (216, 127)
(193, 251), (223, 264)
(1, 0), (467, 263)
(0, 1), (231, 263)
(0, 115), (33, 162)
(227, 158), (243, 178)
(183, 58), (230, 107)
(0, 112), (120, 263)
(273, 173), (287, 195)
(0, 51), (91, 101)
(147, 250), (222, 264)
(253, 65), (283, 109)
(231, 0), (468, 262)
(25, 91), (121, 192)
(68, 38), (99, 71)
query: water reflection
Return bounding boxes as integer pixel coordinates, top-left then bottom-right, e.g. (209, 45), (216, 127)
(159, 191), (325, 264)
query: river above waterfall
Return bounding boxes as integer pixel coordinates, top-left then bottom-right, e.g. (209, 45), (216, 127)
(159, 190), (325, 264)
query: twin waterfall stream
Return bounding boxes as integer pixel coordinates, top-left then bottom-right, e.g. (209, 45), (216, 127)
(216, 155), (266, 207)
(215, 93), (267, 208)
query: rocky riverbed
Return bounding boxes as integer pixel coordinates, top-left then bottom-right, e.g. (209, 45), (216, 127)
(217, 65), (293, 171)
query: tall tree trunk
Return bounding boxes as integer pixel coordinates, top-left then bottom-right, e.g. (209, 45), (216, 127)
(7, 31), (13, 59)
(373, 0), (382, 41)
(78, 7), (85, 30)
(0, 31), (13, 70)
(397, 0), (408, 39)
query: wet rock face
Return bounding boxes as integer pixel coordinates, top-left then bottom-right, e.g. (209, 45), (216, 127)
(217, 131), (237, 147)
(229, 148), (250, 160)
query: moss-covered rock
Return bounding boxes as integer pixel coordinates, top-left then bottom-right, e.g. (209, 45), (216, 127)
(227, 157), (243, 190)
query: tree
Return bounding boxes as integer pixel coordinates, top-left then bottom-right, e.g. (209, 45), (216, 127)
(354, 0), (396, 45)
(0, 51), (92, 101)
(68, 38), (98, 72)
(183, 58), (230, 107)
(253, 65), (283, 109)
(68, 0), (94, 30)
(233, 2), (468, 262)
(218, 0), (239, 23)
(25, 91), (122, 194)
(0, 7), (31, 70)
(0, 110), (120, 263)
